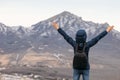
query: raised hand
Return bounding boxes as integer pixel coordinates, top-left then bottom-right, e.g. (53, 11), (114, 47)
(106, 26), (114, 32)
(52, 22), (59, 30)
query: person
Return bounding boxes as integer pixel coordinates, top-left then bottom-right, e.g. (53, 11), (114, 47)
(52, 22), (114, 80)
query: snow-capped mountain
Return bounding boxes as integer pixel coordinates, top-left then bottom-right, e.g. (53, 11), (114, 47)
(32, 11), (109, 40)
(30, 11), (120, 56)
(0, 11), (120, 55)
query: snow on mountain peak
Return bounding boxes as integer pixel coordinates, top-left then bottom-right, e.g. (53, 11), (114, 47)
(32, 11), (83, 32)
(31, 11), (109, 38)
(0, 11), (120, 54)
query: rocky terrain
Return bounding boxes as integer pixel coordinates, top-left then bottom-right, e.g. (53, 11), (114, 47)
(0, 51), (120, 80)
(0, 52), (72, 80)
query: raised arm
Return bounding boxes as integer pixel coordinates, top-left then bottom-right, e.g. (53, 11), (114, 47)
(106, 26), (114, 32)
(88, 26), (114, 47)
(52, 22), (75, 47)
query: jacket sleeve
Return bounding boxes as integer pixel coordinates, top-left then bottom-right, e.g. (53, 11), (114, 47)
(87, 30), (108, 47)
(57, 28), (75, 47)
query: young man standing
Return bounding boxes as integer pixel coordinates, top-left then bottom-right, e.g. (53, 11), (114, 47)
(52, 22), (114, 80)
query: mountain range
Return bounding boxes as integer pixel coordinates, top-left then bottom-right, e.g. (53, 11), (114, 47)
(0, 11), (120, 57)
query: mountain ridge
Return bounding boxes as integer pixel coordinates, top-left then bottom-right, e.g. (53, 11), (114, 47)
(0, 11), (120, 54)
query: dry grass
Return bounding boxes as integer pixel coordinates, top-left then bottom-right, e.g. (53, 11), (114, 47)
(0, 54), (11, 66)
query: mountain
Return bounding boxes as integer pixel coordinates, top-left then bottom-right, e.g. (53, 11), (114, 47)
(31, 11), (120, 56)
(0, 23), (31, 53)
(0, 11), (120, 56)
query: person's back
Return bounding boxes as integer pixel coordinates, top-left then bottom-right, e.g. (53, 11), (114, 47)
(52, 22), (114, 80)
(73, 43), (88, 70)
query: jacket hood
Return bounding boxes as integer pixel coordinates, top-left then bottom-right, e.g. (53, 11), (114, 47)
(76, 30), (87, 43)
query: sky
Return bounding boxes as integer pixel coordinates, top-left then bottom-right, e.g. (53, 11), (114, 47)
(0, 0), (120, 31)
